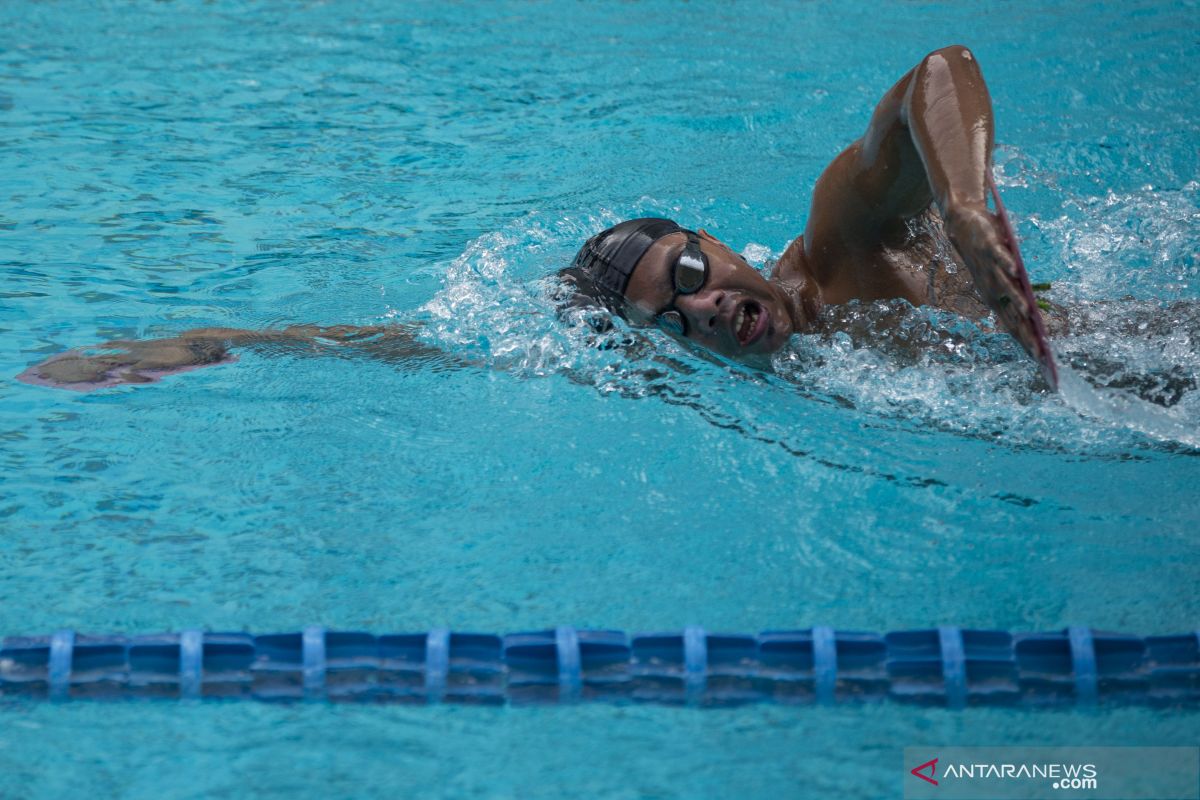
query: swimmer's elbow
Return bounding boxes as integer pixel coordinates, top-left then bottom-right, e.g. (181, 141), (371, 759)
(905, 45), (987, 122)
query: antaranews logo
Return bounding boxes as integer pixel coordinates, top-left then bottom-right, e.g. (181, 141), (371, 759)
(910, 757), (939, 786)
(908, 753), (1097, 795)
(902, 747), (1200, 800)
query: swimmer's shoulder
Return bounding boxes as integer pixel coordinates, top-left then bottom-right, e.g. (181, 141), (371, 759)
(770, 236), (808, 284)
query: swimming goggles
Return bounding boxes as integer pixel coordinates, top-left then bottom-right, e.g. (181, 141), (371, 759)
(656, 231), (709, 335)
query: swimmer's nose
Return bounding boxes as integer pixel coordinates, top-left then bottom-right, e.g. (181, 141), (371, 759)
(677, 290), (726, 336)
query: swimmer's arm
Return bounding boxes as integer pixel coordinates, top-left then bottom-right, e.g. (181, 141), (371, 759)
(807, 45), (991, 257)
(18, 323), (451, 390)
(806, 45), (1049, 364)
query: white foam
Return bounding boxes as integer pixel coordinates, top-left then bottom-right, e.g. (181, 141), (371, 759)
(1058, 362), (1199, 449)
(415, 200), (1199, 455)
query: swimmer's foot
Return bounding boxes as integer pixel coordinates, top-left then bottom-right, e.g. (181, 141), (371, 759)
(945, 185), (1059, 389)
(17, 337), (236, 391)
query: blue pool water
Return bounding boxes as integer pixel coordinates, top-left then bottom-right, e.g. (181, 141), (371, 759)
(1, 0), (1197, 796)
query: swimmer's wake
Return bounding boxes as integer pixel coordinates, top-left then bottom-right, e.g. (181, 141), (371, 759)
(1057, 364), (1200, 450)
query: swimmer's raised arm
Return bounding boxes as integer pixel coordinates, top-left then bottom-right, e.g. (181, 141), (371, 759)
(804, 45), (1051, 373)
(17, 323), (450, 391)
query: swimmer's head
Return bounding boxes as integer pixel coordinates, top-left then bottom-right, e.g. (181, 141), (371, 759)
(563, 218), (796, 357)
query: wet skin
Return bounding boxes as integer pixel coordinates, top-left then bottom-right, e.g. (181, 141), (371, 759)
(621, 231), (803, 360)
(21, 45), (1054, 389)
(621, 45), (1052, 371)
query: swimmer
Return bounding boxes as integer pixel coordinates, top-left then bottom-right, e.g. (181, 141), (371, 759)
(19, 46), (1063, 392)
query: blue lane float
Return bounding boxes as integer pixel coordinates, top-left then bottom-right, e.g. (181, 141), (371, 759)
(1, 627), (1196, 707)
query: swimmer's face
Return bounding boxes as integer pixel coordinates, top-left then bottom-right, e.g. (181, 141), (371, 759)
(622, 231), (794, 358)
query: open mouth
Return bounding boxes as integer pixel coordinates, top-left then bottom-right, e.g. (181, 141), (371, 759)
(733, 300), (769, 347)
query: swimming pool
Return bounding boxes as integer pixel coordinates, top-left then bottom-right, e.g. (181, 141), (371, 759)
(1, 0), (1197, 796)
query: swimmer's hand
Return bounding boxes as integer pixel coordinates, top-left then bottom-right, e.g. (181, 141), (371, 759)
(17, 323), (450, 391)
(18, 335), (236, 391)
(944, 200), (1057, 387)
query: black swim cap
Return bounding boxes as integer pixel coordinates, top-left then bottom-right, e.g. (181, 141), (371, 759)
(569, 218), (683, 306)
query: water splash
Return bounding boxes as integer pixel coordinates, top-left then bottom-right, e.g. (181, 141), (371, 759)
(1058, 364), (1199, 450)
(414, 202), (1198, 455)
